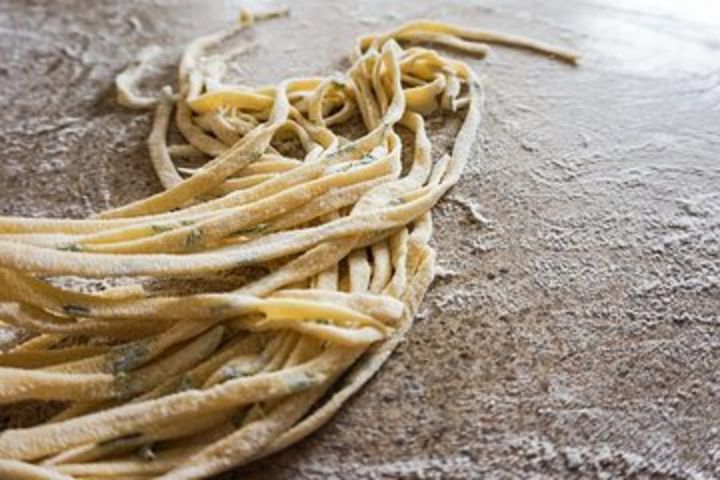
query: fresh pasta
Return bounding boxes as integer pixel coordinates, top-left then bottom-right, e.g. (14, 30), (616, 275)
(0, 8), (576, 479)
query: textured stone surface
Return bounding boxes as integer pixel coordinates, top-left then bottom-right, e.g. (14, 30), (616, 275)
(1, 0), (719, 478)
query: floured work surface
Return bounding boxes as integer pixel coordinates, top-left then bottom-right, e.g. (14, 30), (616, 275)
(1, 0), (719, 479)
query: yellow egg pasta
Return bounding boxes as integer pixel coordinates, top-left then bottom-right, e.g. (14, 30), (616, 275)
(0, 7), (575, 479)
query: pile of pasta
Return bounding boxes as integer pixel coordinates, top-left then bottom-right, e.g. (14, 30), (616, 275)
(0, 9), (575, 480)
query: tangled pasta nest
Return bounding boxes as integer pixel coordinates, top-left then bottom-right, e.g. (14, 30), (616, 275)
(0, 9), (576, 479)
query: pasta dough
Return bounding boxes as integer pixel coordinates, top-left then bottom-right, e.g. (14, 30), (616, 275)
(0, 8), (576, 479)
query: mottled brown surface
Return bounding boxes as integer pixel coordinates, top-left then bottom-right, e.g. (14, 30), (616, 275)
(1, 0), (719, 478)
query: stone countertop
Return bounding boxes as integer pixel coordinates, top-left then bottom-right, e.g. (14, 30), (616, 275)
(1, 0), (719, 478)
